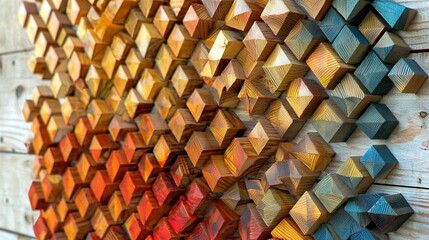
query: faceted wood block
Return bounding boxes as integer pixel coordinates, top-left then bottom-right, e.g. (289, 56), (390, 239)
(44, 204), (62, 233)
(50, 72), (74, 98)
(261, 0), (304, 39)
(190, 42), (209, 75)
(32, 85), (54, 108)
(66, 0), (91, 25)
(89, 134), (120, 164)
(337, 157), (373, 193)
(328, 207), (363, 239)
(64, 212), (92, 240)
(124, 213), (151, 240)
(57, 197), (77, 223)
(271, 217), (312, 240)
(312, 223), (340, 240)
(236, 47), (265, 81)
(172, 65), (203, 98)
(135, 23), (164, 58)
(239, 203), (272, 240)
(221, 181), (251, 211)
(201, 0), (233, 20)
(319, 8), (346, 42)
(124, 89), (153, 119)
(63, 167), (86, 200)
(153, 5), (178, 37)
(225, 0), (262, 32)
(248, 118), (281, 156)
(76, 153), (98, 184)
(34, 215), (51, 240)
(111, 32), (134, 61)
(138, 153), (164, 184)
(372, 0), (417, 30)
(265, 99), (305, 140)
(62, 97), (85, 126)
(137, 190), (170, 228)
(313, 173), (356, 213)
(125, 47), (154, 80)
(169, 108), (206, 144)
(263, 44), (309, 93)
(210, 76), (241, 108)
(29, 181), (48, 210)
(202, 155), (236, 193)
(344, 193), (386, 227)
(108, 191), (134, 223)
(125, 8), (151, 38)
(153, 217), (182, 240)
(285, 19), (326, 61)
(168, 24), (198, 59)
(256, 188), (297, 227)
(44, 147), (67, 175)
(155, 44), (188, 80)
(373, 32), (411, 65)
(368, 193), (414, 233)
(67, 51), (91, 82)
(112, 65), (135, 97)
(309, 100), (357, 143)
(47, 115), (72, 143)
(282, 159), (320, 196)
(120, 171), (151, 205)
(104, 225), (129, 239)
(170, 155), (197, 188)
(167, 199), (199, 234)
(330, 73), (382, 119)
(220, 59), (246, 92)
(354, 51), (393, 95)
(18, 1), (38, 27)
(332, 25), (370, 65)
(40, 99), (62, 125)
(208, 30), (244, 62)
(186, 88), (218, 122)
(90, 206), (115, 238)
(75, 188), (99, 220)
(60, 133), (81, 164)
(185, 178), (216, 216)
(295, 0), (331, 20)
(359, 10), (388, 45)
(138, 113), (170, 146)
(183, 4), (215, 38)
(109, 116), (137, 142)
(290, 191), (329, 235)
(306, 43), (355, 89)
(185, 132), (223, 167)
(153, 172), (183, 206)
(209, 109), (246, 148)
(350, 228), (389, 240)
(23, 99), (38, 122)
(243, 21), (280, 61)
(205, 200), (240, 239)
(332, 0), (371, 22)
(388, 58), (428, 93)
(360, 145), (398, 179)
(123, 132), (151, 163)
(224, 137), (266, 177)
(85, 65), (109, 98)
(285, 78), (328, 119)
(87, 99), (115, 132)
(245, 179), (265, 206)
(356, 104), (398, 139)
(153, 134), (183, 167)
(90, 170), (119, 203)
(139, 0), (167, 18)
(238, 81), (276, 115)
(41, 174), (63, 203)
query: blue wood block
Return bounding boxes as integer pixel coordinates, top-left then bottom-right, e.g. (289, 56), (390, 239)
(350, 229), (389, 240)
(360, 145), (398, 179)
(356, 103), (398, 139)
(328, 207), (364, 239)
(332, 0), (371, 23)
(355, 51), (393, 95)
(373, 32), (411, 65)
(319, 8), (346, 42)
(313, 223), (339, 240)
(368, 194), (414, 233)
(332, 25), (370, 65)
(344, 193), (387, 227)
(388, 58), (428, 93)
(372, 0), (417, 30)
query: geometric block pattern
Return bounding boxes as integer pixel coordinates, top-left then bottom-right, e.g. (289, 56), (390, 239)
(356, 103), (399, 139)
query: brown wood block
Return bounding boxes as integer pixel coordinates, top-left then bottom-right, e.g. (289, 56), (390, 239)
(41, 174), (63, 203)
(186, 88), (218, 122)
(105, 87), (128, 119)
(170, 155), (198, 188)
(209, 109), (245, 148)
(67, 51), (91, 82)
(171, 65), (203, 98)
(26, 14), (48, 43)
(138, 112), (170, 146)
(135, 23), (164, 58)
(281, 159), (320, 196)
(106, 150), (136, 183)
(66, 0), (91, 25)
(51, 232), (68, 240)
(33, 124), (52, 156)
(46, 115), (71, 145)
(44, 204), (63, 233)
(125, 47), (154, 79)
(139, 0), (167, 18)
(120, 171), (151, 205)
(108, 191), (135, 224)
(137, 190), (170, 229)
(243, 22), (279, 61)
(89, 134), (120, 164)
(202, 155), (236, 193)
(295, 0), (331, 20)
(154, 5), (178, 37)
(94, 15), (124, 43)
(40, 99), (62, 125)
(45, 47), (67, 74)
(224, 137), (266, 177)
(124, 213), (151, 240)
(337, 156), (373, 193)
(88, 99), (115, 132)
(153, 134), (183, 167)
(256, 188), (297, 227)
(170, 0), (200, 18)
(153, 217), (182, 240)
(63, 167), (86, 200)
(220, 181), (251, 211)
(33, 156), (45, 179)
(113, 65), (135, 97)
(29, 181), (48, 210)
(271, 217), (312, 240)
(168, 24), (198, 59)
(358, 10), (387, 45)
(225, 0), (262, 32)
(210, 76), (240, 108)
(104, 0), (138, 25)
(85, 65), (110, 98)
(265, 99), (305, 140)
(90, 206), (116, 238)
(155, 87), (186, 120)
(59, 133), (81, 163)
(63, 36), (84, 59)
(125, 8), (151, 38)
(23, 99), (39, 122)
(83, 29), (108, 62)
(204, 200), (240, 239)
(28, 56), (51, 79)
(44, 147), (67, 175)
(152, 172), (184, 206)
(90, 170), (119, 203)
(184, 178), (216, 216)
(34, 215), (52, 240)
(136, 68), (167, 101)
(155, 44), (188, 80)
(239, 203), (272, 240)
(104, 225), (129, 239)
(124, 89), (154, 119)
(248, 118), (281, 156)
(61, 97), (85, 126)
(238, 81), (276, 115)
(201, 0), (233, 20)
(190, 42), (209, 75)
(187, 222), (210, 239)
(64, 212), (93, 240)
(111, 32), (134, 61)
(185, 132), (223, 167)
(74, 117), (95, 146)
(167, 198), (199, 234)
(183, 4), (215, 39)
(57, 198), (77, 223)
(34, 31), (55, 58)
(122, 132), (151, 163)
(220, 59), (245, 93)
(33, 85), (54, 108)
(138, 153), (165, 184)
(75, 188), (100, 220)
(108, 116), (137, 142)
(18, 1), (38, 28)
(245, 179), (265, 205)
(101, 46), (121, 79)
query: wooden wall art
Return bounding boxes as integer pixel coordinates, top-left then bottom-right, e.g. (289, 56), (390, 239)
(21, 0), (421, 239)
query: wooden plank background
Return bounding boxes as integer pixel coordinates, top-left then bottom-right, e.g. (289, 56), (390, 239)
(0, 0), (428, 239)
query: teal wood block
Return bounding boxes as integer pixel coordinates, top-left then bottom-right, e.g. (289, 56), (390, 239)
(344, 193), (387, 227)
(332, 25), (370, 65)
(356, 103), (398, 139)
(355, 51), (393, 95)
(373, 31), (411, 65)
(360, 145), (398, 179)
(372, 0), (417, 30)
(332, 0), (371, 23)
(328, 207), (364, 239)
(350, 229), (389, 240)
(388, 58), (428, 93)
(319, 8), (346, 42)
(313, 223), (339, 240)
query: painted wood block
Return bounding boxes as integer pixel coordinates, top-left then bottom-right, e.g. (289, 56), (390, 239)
(137, 113), (170, 146)
(357, 103), (398, 139)
(261, 0), (304, 39)
(153, 134), (183, 167)
(290, 191), (329, 235)
(167, 199), (199, 234)
(271, 217), (312, 240)
(373, 32), (411, 65)
(355, 51), (393, 95)
(185, 178), (217, 216)
(186, 88), (218, 122)
(388, 58), (428, 93)
(360, 145), (398, 179)
(332, 0), (371, 22)
(137, 190), (170, 228)
(263, 160), (290, 191)
(153, 217), (182, 240)
(188, 222), (210, 239)
(243, 21), (280, 61)
(337, 157), (373, 193)
(344, 193), (386, 227)
(90, 170), (119, 203)
(319, 8), (346, 42)
(285, 19), (326, 61)
(202, 155), (237, 193)
(204, 200), (240, 239)
(124, 213), (151, 239)
(330, 73), (382, 119)
(185, 132), (223, 167)
(295, 0), (331, 20)
(220, 181), (251, 211)
(282, 159), (320, 196)
(120, 171), (151, 205)
(358, 10), (388, 45)
(306, 43), (355, 89)
(328, 207), (363, 239)
(350, 228), (389, 240)
(313, 173), (356, 213)
(372, 0), (417, 30)
(183, 4), (215, 38)
(238, 81), (276, 115)
(256, 188), (296, 227)
(312, 223), (340, 240)
(225, 0), (262, 32)
(172, 65), (203, 98)
(239, 203), (272, 240)
(332, 25), (370, 65)
(368, 194), (414, 233)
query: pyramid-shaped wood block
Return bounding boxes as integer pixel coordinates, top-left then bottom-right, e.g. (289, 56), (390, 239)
(239, 203), (272, 240)
(183, 4), (214, 39)
(358, 10), (387, 45)
(265, 99), (306, 140)
(356, 103), (398, 139)
(248, 118), (281, 156)
(373, 32), (411, 65)
(360, 145), (398, 179)
(344, 193), (386, 227)
(282, 159), (320, 196)
(294, 0), (331, 20)
(271, 217), (312, 240)
(332, 25), (370, 65)
(328, 207), (363, 239)
(238, 81), (276, 115)
(243, 21), (280, 61)
(220, 181), (251, 210)
(202, 155), (236, 193)
(224, 0), (263, 32)
(319, 8), (346, 42)
(185, 132), (223, 167)
(186, 88), (218, 122)
(337, 157), (373, 193)
(372, 0), (417, 30)
(209, 109), (246, 148)
(224, 137), (266, 177)
(256, 188), (297, 227)
(168, 108), (206, 144)
(388, 58), (428, 93)
(332, 0), (371, 22)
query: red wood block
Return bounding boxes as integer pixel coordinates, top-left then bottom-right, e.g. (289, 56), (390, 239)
(170, 155), (199, 188)
(29, 181), (48, 210)
(153, 217), (182, 240)
(75, 188), (100, 220)
(59, 133), (81, 163)
(89, 134), (120, 164)
(137, 190), (170, 229)
(90, 170), (119, 203)
(86, 232), (101, 240)
(124, 213), (151, 240)
(51, 232), (68, 240)
(104, 225), (129, 239)
(57, 198), (77, 223)
(74, 117), (96, 146)
(123, 132), (151, 164)
(120, 171), (151, 206)
(108, 191), (135, 223)
(204, 200), (240, 240)
(185, 132), (223, 167)
(34, 215), (52, 240)
(138, 113), (170, 146)
(44, 147), (67, 175)
(76, 152), (98, 184)
(184, 178), (216, 216)
(152, 172), (184, 206)
(44, 204), (62, 233)
(90, 206), (116, 238)
(41, 174), (63, 203)
(188, 222), (210, 240)
(138, 153), (165, 183)
(64, 212), (93, 240)
(63, 167), (86, 200)
(153, 134), (183, 168)
(108, 115), (138, 142)
(33, 156), (44, 179)
(168, 198), (199, 234)
(106, 150), (136, 183)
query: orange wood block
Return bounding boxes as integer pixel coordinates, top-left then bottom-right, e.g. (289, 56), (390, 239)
(90, 170), (119, 203)
(120, 171), (151, 205)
